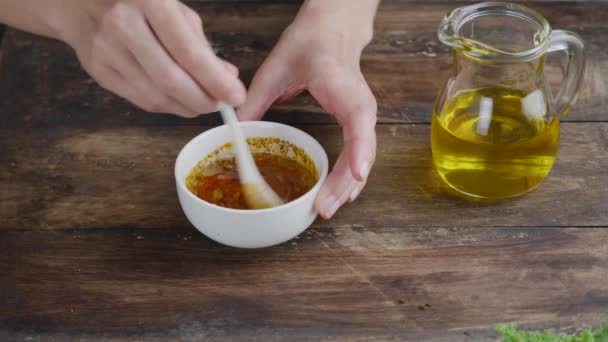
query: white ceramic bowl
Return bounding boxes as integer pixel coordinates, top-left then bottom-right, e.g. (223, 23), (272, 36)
(175, 121), (328, 248)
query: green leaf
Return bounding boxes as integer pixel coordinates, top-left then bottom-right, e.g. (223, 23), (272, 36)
(494, 321), (608, 342)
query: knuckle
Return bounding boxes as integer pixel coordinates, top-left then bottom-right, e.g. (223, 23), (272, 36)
(135, 0), (159, 12)
(105, 2), (132, 28)
(94, 74), (113, 91)
(155, 68), (182, 94)
(85, 57), (105, 79)
(350, 85), (378, 120)
(189, 11), (203, 27)
(143, 95), (168, 113)
(178, 2), (203, 28)
(162, 80), (180, 96)
(368, 93), (378, 113)
(310, 55), (341, 70)
(367, 97), (378, 123)
(143, 0), (181, 29)
(178, 111), (199, 119)
(176, 46), (203, 69)
(90, 34), (106, 52)
(128, 98), (150, 112)
(347, 100), (376, 119)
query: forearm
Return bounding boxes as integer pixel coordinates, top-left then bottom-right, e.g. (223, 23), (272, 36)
(0, 0), (76, 41)
(295, 0), (380, 46)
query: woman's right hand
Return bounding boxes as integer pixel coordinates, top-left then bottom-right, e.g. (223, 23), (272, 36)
(63, 0), (246, 117)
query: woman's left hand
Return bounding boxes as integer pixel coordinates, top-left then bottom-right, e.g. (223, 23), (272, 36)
(238, 3), (378, 219)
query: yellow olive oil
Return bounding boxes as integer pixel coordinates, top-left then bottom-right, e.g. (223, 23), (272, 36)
(431, 86), (559, 199)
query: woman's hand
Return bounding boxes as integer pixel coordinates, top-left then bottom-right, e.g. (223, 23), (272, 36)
(63, 0), (246, 117)
(238, 0), (380, 219)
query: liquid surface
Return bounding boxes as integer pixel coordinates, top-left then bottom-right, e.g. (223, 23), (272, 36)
(187, 153), (318, 209)
(431, 86), (559, 199)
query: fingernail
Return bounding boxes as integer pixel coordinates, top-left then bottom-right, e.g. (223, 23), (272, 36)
(360, 160), (371, 179)
(230, 92), (246, 106)
(321, 194), (339, 219)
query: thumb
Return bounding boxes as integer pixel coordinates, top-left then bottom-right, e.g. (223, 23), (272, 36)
(310, 69), (378, 181)
(221, 60), (239, 77)
(237, 62), (291, 121)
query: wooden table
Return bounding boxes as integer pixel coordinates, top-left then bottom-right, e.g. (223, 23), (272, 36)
(1, 1), (607, 341)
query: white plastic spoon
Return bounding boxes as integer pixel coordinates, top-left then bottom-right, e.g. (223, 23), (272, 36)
(218, 102), (284, 209)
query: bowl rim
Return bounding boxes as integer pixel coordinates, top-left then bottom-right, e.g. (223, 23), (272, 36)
(175, 121), (329, 215)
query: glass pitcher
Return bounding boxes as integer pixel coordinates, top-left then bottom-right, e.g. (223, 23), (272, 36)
(431, 2), (586, 200)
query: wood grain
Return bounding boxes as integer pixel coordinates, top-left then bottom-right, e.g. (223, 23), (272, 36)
(0, 1), (606, 128)
(1, 123), (607, 230)
(1, 1), (607, 341)
(2, 227), (607, 341)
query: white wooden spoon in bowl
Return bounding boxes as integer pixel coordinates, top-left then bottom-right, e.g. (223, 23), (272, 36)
(218, 102), (284, 209)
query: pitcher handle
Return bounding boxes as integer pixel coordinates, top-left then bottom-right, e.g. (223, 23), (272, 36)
(548, 30), (586, 118)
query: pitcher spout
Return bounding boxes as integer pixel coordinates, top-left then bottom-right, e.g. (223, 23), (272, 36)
(438, 2), (552, 63)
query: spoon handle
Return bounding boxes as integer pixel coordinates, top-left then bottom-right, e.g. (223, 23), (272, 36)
(217, 102), (260, 184)
(218, 102), (283, 209)
(217, 102), (283, 208)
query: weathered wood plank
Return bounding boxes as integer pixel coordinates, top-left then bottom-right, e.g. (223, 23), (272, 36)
(1, 227), (607, 341)
(0, 2), (606, 341)
(0, 1), (605, 127)
(1, 123), (607, 230)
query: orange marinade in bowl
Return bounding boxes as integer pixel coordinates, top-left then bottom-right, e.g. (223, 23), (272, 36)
(186, 137), (319, 210)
